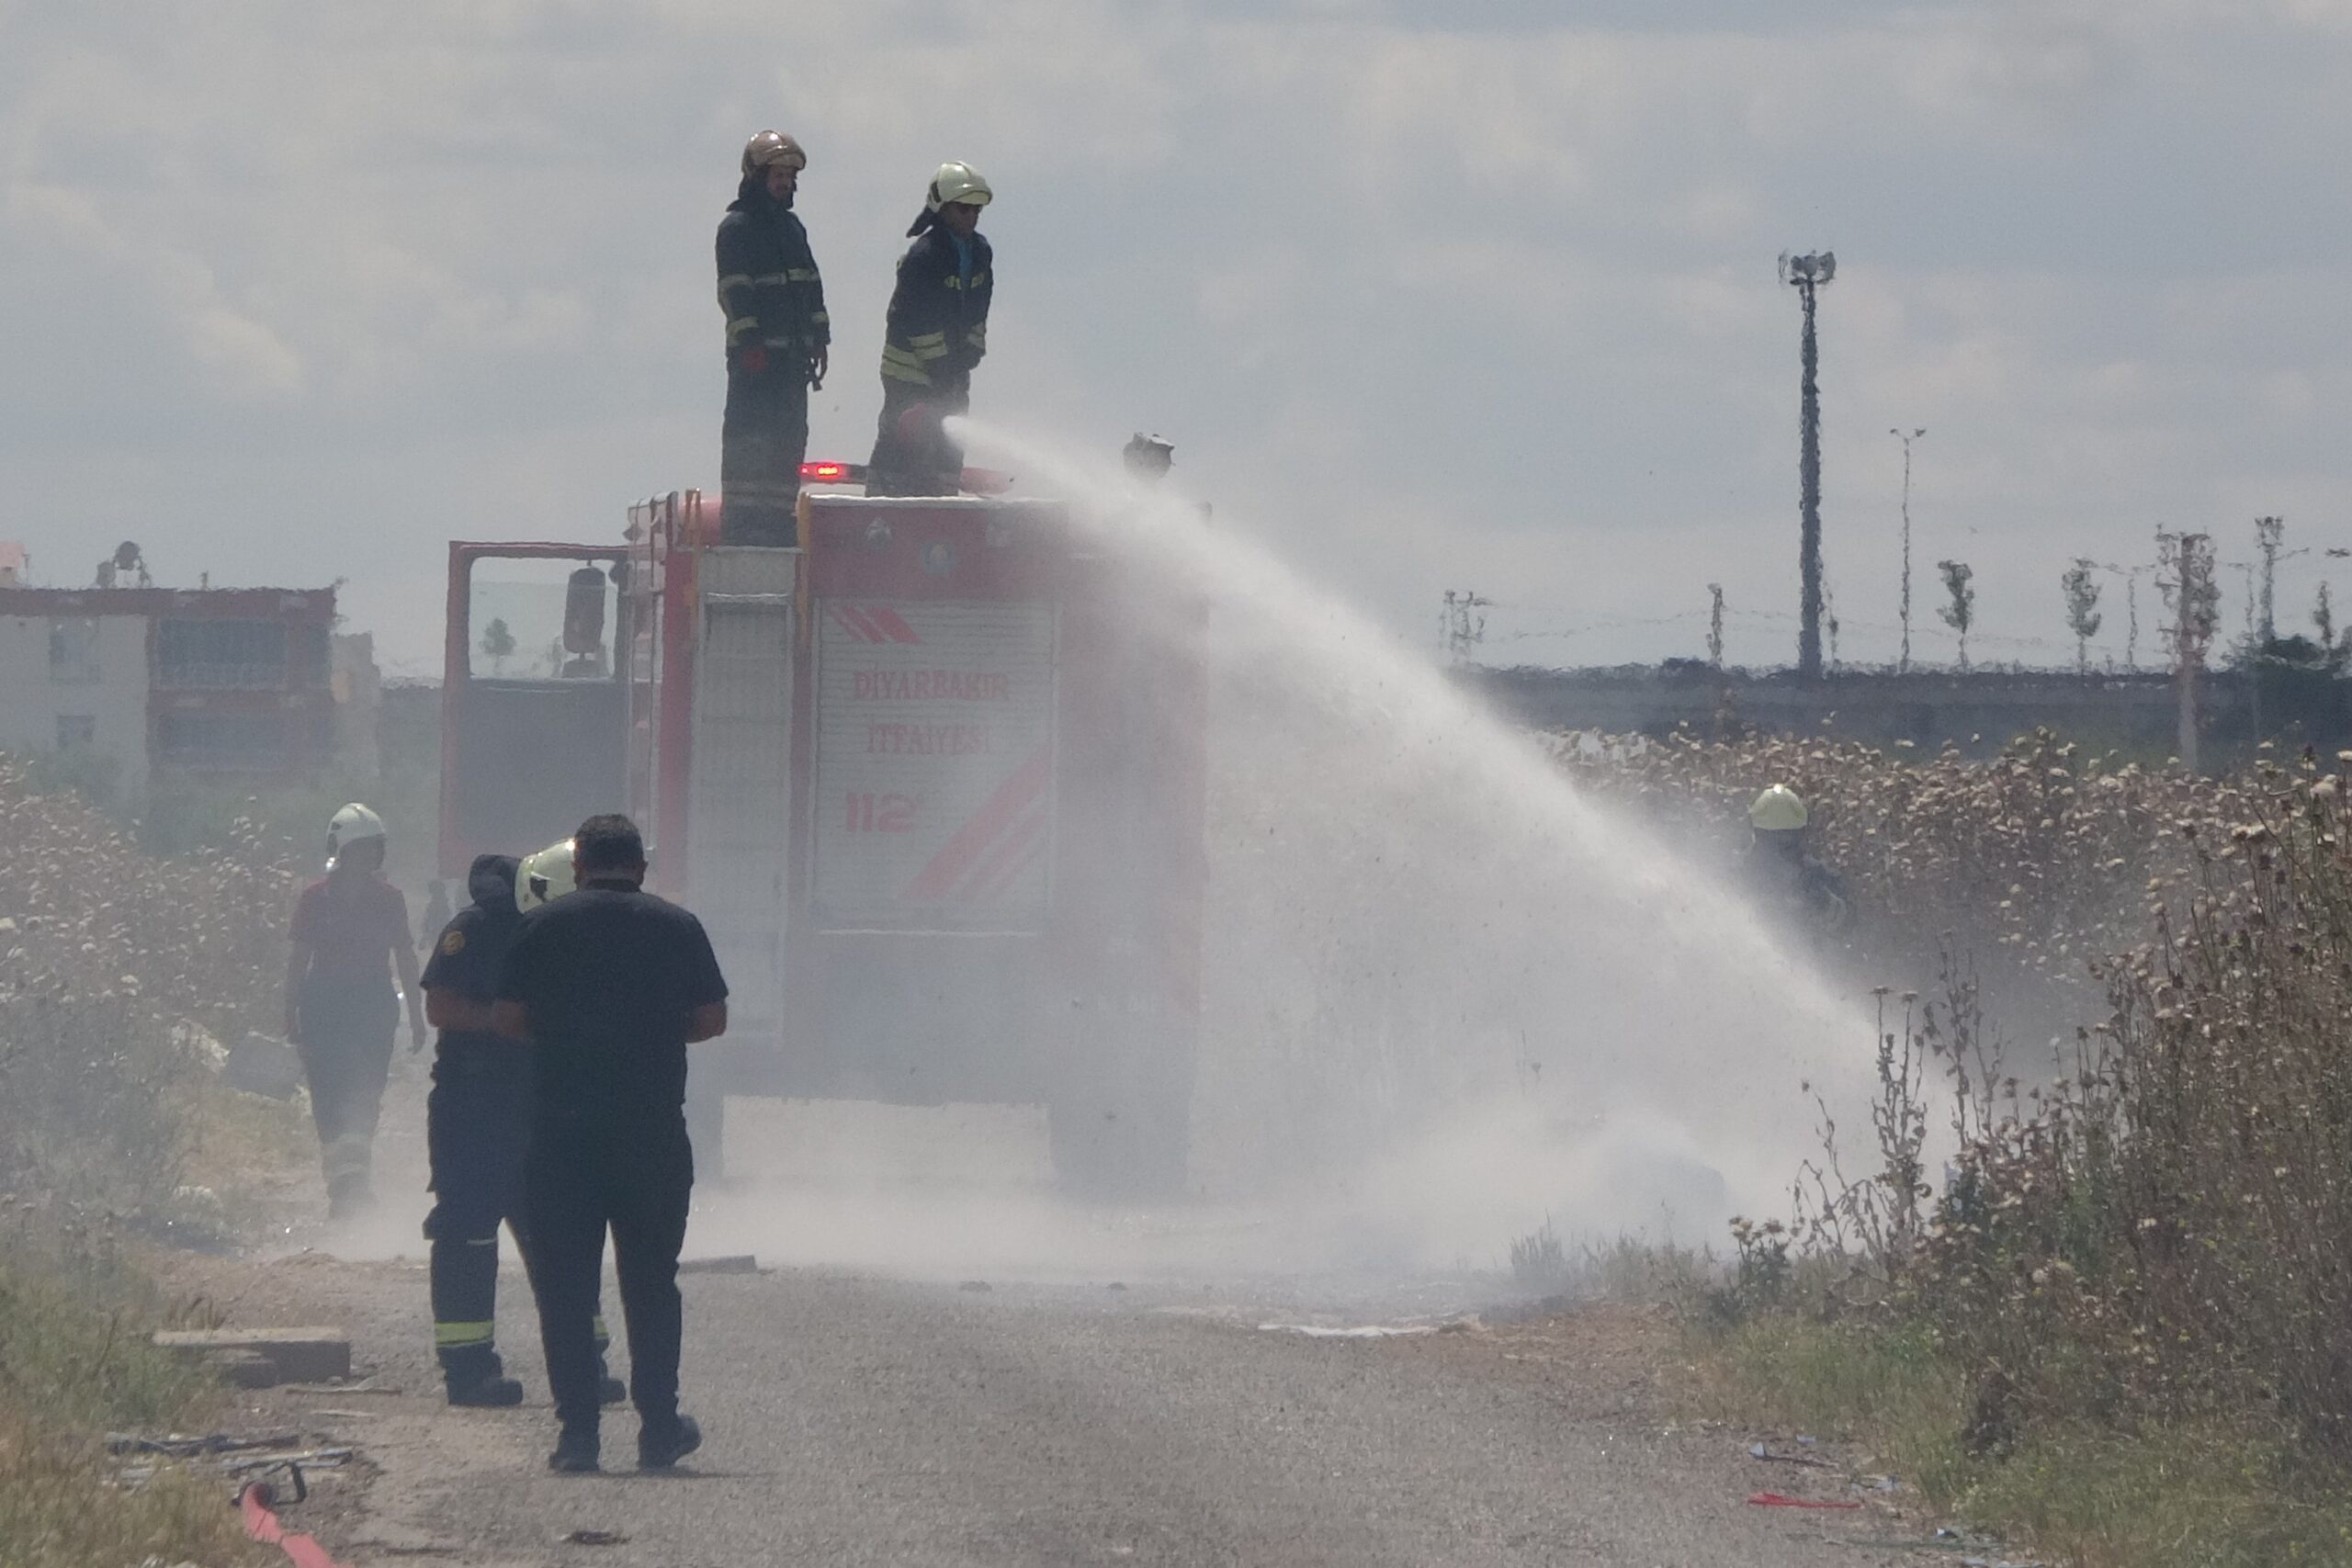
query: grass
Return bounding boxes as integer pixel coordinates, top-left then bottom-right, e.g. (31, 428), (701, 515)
(1702, 1299), (2352, 1566)
(0, 1246), (269, 1568)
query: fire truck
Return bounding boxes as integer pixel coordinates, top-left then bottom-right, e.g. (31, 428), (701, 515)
(436, 468), (1207, 1193)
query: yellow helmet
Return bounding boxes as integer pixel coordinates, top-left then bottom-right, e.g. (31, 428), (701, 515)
(741, 130), (807, 176)
(1748, 784), (1809, 833)
(516, 839), (576, 912)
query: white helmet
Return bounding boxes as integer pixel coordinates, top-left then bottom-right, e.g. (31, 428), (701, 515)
(926, 161), (991, 213)
(1748, 784), (1809, 833)
(327, 803), (387, 866)
(516, 839), (576, 912)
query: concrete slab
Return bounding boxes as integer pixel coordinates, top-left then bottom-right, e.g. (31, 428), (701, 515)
(153, 1326), (351, 1384)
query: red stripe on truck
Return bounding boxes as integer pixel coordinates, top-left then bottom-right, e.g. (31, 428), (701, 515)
(905, 746), (1052, 901)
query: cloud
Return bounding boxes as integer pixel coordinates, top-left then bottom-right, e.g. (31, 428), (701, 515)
(0, 1), (2345, 678)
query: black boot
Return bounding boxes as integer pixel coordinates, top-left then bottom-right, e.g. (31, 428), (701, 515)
(599, 1368), (628, 1406)
(548, 1425), (600, 1473)
(638, 1412), (701, 1471)
(447, 1371), (526, 1407)
(441, 1346), (523, 1407)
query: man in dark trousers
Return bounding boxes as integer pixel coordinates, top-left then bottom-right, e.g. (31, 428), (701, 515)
(866, 161), (994, 497)
(418, 848), (626, 1408)
(495, 815), (729, 1473)
(717, 129), (830, 546)
(286, 803), (426, 1220)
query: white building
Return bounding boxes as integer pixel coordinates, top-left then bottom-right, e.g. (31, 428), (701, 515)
(0, 554), (354, 803)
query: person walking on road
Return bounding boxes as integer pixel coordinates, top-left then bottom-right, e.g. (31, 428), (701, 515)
(418, 847), (625, 1409)
(718, 130), (831, 546)
(285, 804), (425, 1220)
(866, 161), (994, 497)
(494, 814), (729, 1473)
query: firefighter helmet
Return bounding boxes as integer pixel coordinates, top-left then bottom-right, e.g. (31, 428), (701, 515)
(516, 839), (577, 912)
(741, 130), (808, 176)
(926, 161), (992, 212)
(1123, 433), (1174, 479)
(326, 803), (387, 867)
(1748, 784), (1809, 833)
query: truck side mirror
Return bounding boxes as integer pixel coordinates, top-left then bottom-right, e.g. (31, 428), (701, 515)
(562, 567), (608, 656)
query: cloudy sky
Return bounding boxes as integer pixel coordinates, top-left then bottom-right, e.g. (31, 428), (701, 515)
(4, 0), (2349, 676)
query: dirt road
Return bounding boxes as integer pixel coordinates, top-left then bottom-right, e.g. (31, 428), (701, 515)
(193, 1246), (1941, 1567)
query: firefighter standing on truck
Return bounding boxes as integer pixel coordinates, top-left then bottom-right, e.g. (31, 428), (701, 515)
(495, 814), (729, 1473)
(285, 805), (426, 1220)
(717, 130), (830, 546)
(418, 846), (625, 1408)
(866, 161), (994, 497)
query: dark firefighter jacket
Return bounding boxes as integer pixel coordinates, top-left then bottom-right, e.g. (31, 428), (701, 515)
(878, 229), (991, 389)
(716, 178), (830, 367)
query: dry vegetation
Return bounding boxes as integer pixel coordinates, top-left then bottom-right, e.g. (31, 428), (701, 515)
(1558, 727), (2352, 1564)
(0, 756), (298, 1567)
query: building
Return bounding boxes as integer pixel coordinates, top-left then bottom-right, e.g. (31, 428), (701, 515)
(0, 559), (347, 801)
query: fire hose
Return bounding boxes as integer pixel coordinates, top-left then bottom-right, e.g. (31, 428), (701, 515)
(236, 1471), (353, 1568)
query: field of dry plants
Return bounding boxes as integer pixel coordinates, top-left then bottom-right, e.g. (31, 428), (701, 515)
(1559, 728), (2352, 1563)
(0, 756), (296, 1567)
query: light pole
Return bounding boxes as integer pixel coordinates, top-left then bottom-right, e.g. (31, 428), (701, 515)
(1781, 250), (1836, 681)
(1890, 427), (1925, 674)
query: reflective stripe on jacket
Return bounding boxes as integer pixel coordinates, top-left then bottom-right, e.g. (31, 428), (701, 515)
(716, 180), (829, 360)
(878, 229), (991, 387)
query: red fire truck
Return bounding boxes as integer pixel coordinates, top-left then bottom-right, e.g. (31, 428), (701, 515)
(437, 472), (1207, 1193)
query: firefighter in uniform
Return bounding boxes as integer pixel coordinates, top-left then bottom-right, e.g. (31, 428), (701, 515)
(717, 130), (831, 546)
(419, 846), (625, 1408)
(1745, 784), (1854, 937)
(495, 815), (729, 1473)
(285, 805), (425, 1220)
(866, 162), (994, 497)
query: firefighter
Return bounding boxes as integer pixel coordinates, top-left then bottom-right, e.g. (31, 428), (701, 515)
(866, 162), (994, 497)
(419, 845), (625, 1408)
(1123, 433), (1174, 484)
(1745, 784), (1853, 937)
(718, 130), (831, 547)
(496, 814), (729, 1473)
(285, 804), (426, 1220)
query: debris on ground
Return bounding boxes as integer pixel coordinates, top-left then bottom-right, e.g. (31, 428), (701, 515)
(562, 1529), (629, 1546)
(108, 1429), (301, 1457)
(1746, 1438), (1836, 1468)
(1258, 1322), (1441, 1338)
(678, 1254), (760, 1275)
(221, 1031), (305, 1099)
(958, 1280), (993, 1292)
(1745, 1491), (1863, 1509)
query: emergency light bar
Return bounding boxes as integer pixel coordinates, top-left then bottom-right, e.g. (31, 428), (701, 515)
(797, 460), (1014, 496)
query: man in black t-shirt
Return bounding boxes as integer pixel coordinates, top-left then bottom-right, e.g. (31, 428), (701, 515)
(420, 852), (624, 1409)
(495, 815), (729, 1474)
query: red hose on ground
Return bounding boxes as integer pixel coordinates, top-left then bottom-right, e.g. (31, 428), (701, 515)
(238, 1480), (352, 1568)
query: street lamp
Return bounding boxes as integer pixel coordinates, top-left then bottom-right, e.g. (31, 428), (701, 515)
(1780, 250), (1837, 680)
(1890, 427), (1925, 674)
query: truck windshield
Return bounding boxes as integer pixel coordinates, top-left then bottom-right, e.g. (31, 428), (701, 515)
(469, 558), (616, 681)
